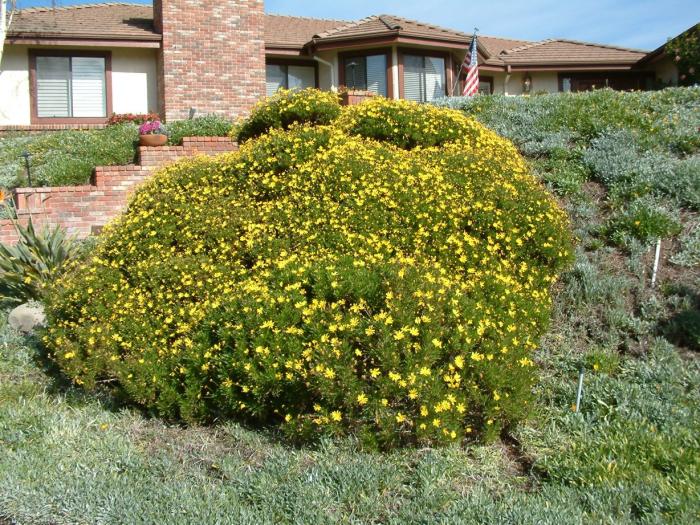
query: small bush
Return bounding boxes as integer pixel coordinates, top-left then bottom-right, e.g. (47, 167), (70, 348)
(0, 217), (81, 305)
(671, 221), (700, 267)
(45, 94), (573, 449)
(338, 97), (485, 149)
(167, 115), (234, 145)
(234, 88), (341, 143)
(606, 197), (682, 246)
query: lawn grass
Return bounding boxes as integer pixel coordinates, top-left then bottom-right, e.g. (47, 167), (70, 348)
(1, 88), (699, 523)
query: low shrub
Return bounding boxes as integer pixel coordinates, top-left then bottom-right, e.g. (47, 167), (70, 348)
(606, 197), (682, 246)
(45, 94), (573, 449)
(167, 115), (233, 145)
(0, 124), (138, 188)
(670, 221), (700, 267)
(234, 88), (341, 143)
(337, 97), (485, 149)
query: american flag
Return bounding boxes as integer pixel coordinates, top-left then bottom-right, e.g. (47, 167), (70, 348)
(462, 33), (480, 96)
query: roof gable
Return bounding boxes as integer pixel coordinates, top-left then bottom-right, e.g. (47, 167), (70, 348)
(312, 14), (476, 49)
(500, 38), (647, 65)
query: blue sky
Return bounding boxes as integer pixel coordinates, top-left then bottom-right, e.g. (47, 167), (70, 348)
(16, 0), (700, 50)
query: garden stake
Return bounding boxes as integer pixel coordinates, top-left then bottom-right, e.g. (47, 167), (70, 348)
(21, 151), (32, 187)
(575, 367), (585, 413)
(651, 239), (661, 287)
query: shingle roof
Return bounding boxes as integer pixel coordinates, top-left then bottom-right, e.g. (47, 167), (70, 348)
(8, 3), (159, 41)
(312, 14), (473, 47)
(500, 39), (647, 65)
(265, 14), (346, 49)
(6, 3), (651, 68)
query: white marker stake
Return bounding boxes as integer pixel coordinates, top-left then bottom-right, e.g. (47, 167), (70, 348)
(651, 239), (661, 287)
(575, 368), (584, 413)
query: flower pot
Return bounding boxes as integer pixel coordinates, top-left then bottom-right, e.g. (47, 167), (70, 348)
(139, 134), (168, 147)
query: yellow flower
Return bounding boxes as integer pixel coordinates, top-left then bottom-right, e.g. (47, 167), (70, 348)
(357, 393), (368, 405)
(395, 412), (407, 423)
(330, 410), (342, 422)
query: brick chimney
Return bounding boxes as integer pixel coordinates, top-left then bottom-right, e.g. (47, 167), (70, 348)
(154, 0), (266, 122)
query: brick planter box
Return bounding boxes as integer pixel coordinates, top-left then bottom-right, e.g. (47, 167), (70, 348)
(340, 90), (376, 106)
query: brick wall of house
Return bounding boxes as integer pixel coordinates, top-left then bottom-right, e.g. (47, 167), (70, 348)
(0, 138), (237, 245)
(156, 0), (266, 122)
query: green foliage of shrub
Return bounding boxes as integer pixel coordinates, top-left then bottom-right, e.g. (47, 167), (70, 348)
(606, 198), (682, 246)
(45, 95), (573, 448)
(671, 221), (700, 267)
(167, 115), (234, 145)
(234, 88), (342, 143)
(584, 130), (700, 210)
(0, 217), (82, 305)
(0, 124), (138, 188)
(337, 97), (485, 149)
(435, 88), (700, 154)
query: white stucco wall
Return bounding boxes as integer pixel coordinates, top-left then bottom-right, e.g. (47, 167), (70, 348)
(501, 71), (560, 95)
(315, 50), (338, 92)
(649, 56), (678, 86)
(0, 46), (31, 125)
(111, 48), (159, 114)
(0, 45), (158, 126)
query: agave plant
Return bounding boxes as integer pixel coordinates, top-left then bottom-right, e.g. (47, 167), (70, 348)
(0, 212), (82, 305)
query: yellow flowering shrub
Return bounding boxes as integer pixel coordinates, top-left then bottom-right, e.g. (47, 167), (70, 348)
(45, 93), (573, 449)
(234, 88), (341, 143)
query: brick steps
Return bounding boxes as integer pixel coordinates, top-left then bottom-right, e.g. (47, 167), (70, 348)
(0, 137), (236, 244)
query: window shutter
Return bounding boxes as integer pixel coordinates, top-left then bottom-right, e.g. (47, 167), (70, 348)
(266, 64), (286, 96)
(403, 55), (424, 102)
(424, 57), (445, 101)
(36, 56), (71, 118)
(71, 57), (106, 117)
(365, 54), (387, 96)
(288, 65), (315, 90)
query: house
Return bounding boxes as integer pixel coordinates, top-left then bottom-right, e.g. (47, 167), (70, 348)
(0, 1), (682, 131)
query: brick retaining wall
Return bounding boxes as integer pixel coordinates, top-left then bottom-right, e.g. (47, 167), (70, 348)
(0, 137), (237, 245)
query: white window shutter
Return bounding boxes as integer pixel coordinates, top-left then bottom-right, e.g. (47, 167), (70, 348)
(424, 57), (445, 101)
(71, 57), (106, 117)
(366, 55), (387, 96)
(266, 64), (286, 96)
(288, 65), (315, 90)
(403, 55), (424, 102)
(36, 56), (71, 118)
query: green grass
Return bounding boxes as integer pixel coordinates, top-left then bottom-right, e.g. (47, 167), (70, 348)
(1, 88), (699, 523)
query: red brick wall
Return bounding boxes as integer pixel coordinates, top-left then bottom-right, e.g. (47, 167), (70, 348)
(156, 0), (266, 122)
(0, 138), (237, 245)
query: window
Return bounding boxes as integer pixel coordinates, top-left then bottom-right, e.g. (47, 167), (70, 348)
(341, 54), (388, 96)
(266, 63), (316, 96)
(34, 54), (107, 119)
(403, 55), (445, 102)
(478, 76), (494, 95)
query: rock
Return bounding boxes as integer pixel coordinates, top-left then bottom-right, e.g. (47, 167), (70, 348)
(8, 303), (46, 334)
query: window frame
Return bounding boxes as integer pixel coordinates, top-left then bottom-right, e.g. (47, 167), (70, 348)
(338, 48), (393, 97)
(397, 48), (452, 101)
(265, 58), (319, 95)
(29, 49), (112, 124)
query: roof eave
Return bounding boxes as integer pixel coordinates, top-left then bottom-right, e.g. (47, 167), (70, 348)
(7, 34), (162, 48)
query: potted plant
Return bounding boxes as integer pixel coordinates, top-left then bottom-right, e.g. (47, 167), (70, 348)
(138, 120), (168, 147)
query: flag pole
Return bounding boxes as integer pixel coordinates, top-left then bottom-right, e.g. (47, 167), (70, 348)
(453, 27), (478, 97)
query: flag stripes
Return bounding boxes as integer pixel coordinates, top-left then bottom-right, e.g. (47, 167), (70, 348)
(462, 33), (480, 96)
